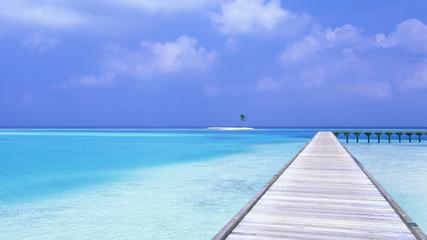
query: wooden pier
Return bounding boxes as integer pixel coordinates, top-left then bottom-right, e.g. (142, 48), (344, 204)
(214, 132), (426, 240)
(333, 131), (426, 143)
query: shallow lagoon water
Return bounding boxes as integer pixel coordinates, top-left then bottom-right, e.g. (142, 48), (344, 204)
(346, 142), (427, 232)
(0, 129), (426, 239)
(0, 129), (310, 239)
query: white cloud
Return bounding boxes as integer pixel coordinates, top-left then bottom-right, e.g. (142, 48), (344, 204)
(58, 35), (217, 88)
(0, 0), (216, 31)
(113, 0), (215, 12)
(106, 35), (217, 78)
(203, 83), (222, 96)
(280, 24), (362, 63)
(0, 0), (89, 29)
(375, 19), (427, 53)
(399, 61), (427, 90)
(211, 0), (308, 36)
(298, 66), (327, 87)
(273, 23), (395, 98)
(143, 35), (217, 73)
(255, 77), (283, 92)
(21, 33), (58, 53)
(373, 19), (427, 90)
(353, 81), (392, 99)
(280, 35), (322, 62)
(275, 19), (427, 98)
(54, 74), (116, 89)
(293, 19), (427, 59)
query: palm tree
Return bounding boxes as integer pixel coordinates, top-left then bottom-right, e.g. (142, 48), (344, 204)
(365, 132), (372, 143)
(396, 132), (403, 143)
(333, 132), (340, 137)
(354, 132), (361, 143)
(343, 132), (351, 143)
(406, 132), (414, 143)
(415, 132), (423, 143)
(240, 114), (246, 126)
(374, 132), (382, 143)
(385, 132), (393, 143)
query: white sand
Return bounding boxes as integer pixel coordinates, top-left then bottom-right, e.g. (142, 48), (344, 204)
(206, 127), (255, 131)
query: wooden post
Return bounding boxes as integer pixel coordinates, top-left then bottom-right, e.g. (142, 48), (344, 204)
(415, 132), (423, 143)
(385, 132), (393, 143)
(374, 132), (382, 143)
(406, 132), (413, 143)
(344, 132), (350, 143)
(365, 132), (372, 143)
(396, 132), (403, 143)
(354, 132), (361, 143)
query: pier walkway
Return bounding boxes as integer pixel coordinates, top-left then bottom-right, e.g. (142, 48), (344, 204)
(214, 132), (425, 240)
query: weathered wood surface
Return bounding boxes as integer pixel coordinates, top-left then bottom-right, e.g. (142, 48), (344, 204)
(215, 132), (423, 240)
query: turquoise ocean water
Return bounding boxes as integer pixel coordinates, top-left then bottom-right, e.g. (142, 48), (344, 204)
(0, 128), (425, 239)
(346, 142), (427, 232)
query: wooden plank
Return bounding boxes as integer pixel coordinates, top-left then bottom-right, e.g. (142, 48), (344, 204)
(213, 132), (426, 240)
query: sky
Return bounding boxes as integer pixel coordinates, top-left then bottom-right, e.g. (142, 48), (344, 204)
(1, 0), (427, 127)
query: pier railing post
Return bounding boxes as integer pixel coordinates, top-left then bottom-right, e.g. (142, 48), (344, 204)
(396, 132), (403, 143)
(344, 132), (350, 143)
(416, 132), (423, 143)
(374, 132), (382, 143)
(354, 132), (361, 143)
(365, 132), (372, 143)
(406, 132), (413, 143)
(385, 132), (393, 143)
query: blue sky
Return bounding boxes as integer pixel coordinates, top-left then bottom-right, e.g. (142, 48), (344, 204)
(1, 0), (427, 127)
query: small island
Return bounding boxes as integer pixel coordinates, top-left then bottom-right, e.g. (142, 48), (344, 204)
(207, 114), (254, 130)
(206, 127), (255, 131)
